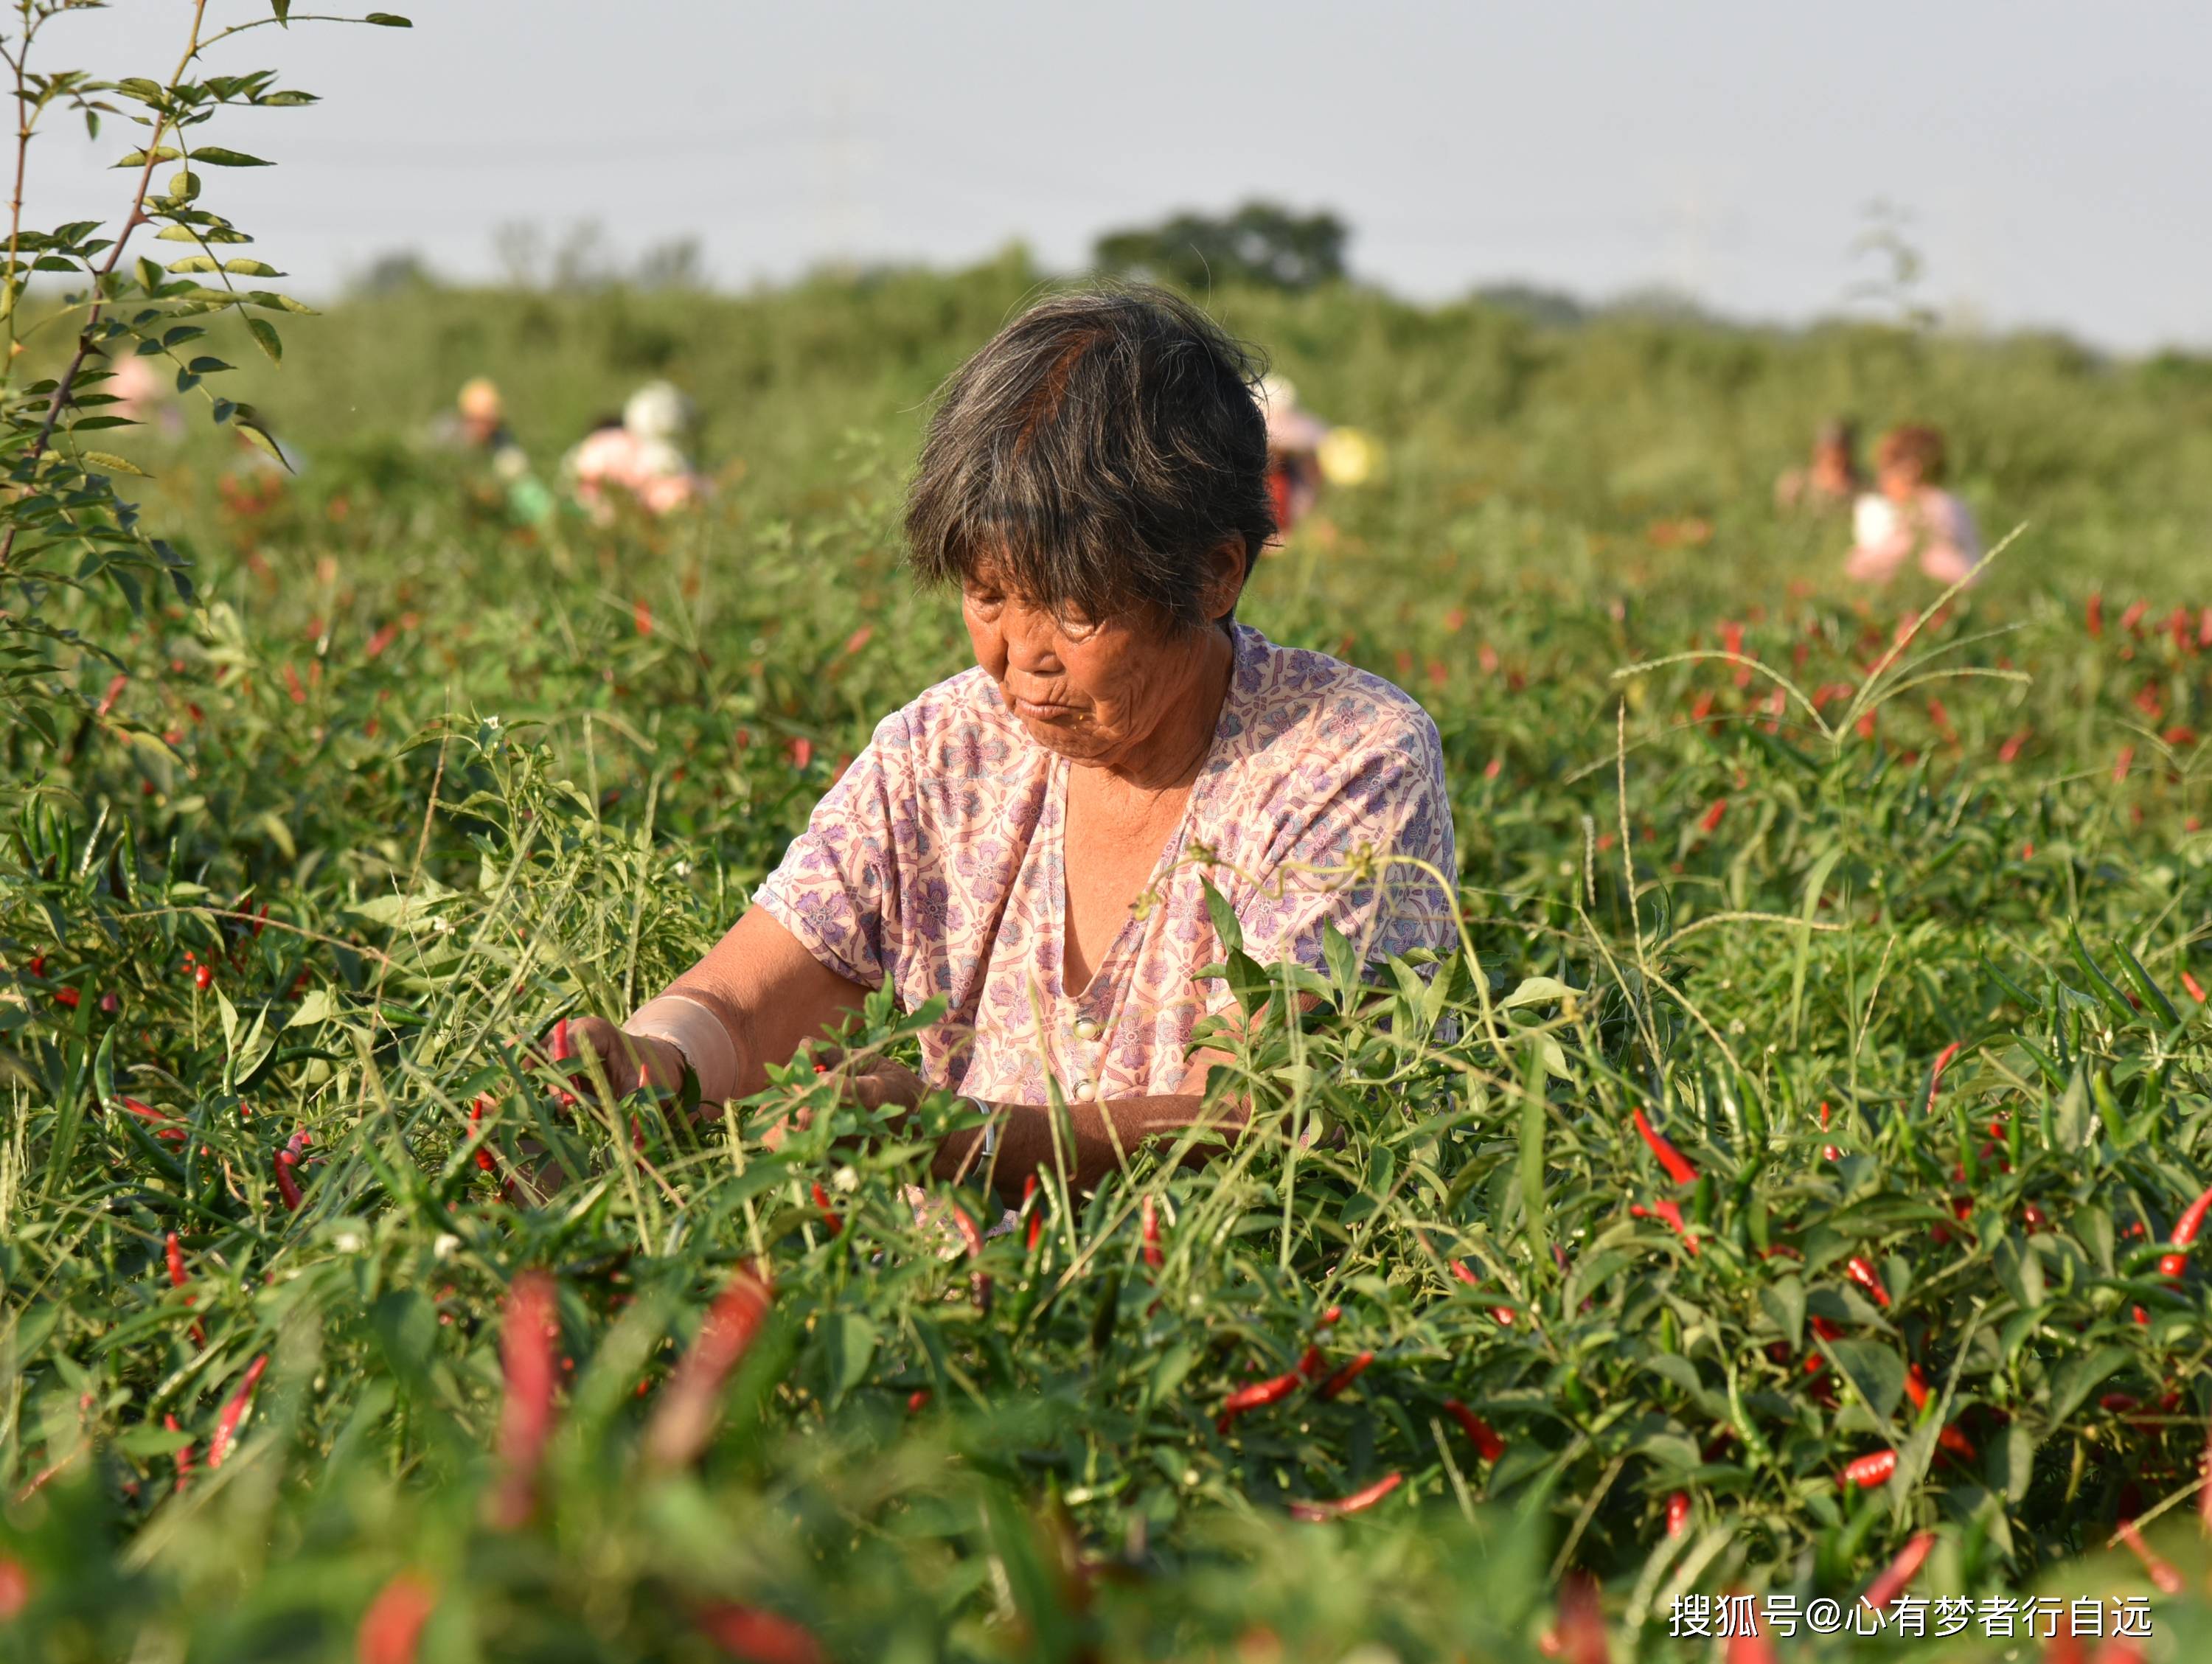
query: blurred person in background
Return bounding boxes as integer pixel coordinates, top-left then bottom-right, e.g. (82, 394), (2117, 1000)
(436, 377), (554, 526)
(564, 380), (707, 521)
(1256, 375), (1377, 546)
(106, 353), (186, 442)
(547, 288), (1453, 1196)
(1260, 375), (1328, 538)
(1845, 424), (1982, 588)
(1774, 417), (1860, 513)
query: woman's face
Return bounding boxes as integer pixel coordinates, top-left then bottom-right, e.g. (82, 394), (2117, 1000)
(1877, 459), (1924, 502)
(961, 564), (1228, 770)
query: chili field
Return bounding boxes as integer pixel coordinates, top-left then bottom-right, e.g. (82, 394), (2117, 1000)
(7, 265), (2212, 1660)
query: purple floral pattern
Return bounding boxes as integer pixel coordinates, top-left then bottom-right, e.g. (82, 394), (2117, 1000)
(754, 623), (1456, 1103)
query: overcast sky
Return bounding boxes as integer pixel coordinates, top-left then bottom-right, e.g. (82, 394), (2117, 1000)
(25, 0), (2212, 352)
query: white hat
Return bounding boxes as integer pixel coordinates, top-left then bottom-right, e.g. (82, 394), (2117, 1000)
(623, 380), (694, 442)
(1258, 374), (1328, 453)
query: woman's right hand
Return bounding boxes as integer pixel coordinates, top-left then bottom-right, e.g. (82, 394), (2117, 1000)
(545, 1015), (687, 1103)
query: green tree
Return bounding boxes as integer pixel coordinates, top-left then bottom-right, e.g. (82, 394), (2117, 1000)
(1092, 201), (1349, 293)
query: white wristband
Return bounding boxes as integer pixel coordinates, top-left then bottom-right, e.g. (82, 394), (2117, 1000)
(967, 1099), (996, 1163)
(624, 992), (740, 1104)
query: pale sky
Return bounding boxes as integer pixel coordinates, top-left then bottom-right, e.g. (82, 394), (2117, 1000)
(24, 0), (2212, 352)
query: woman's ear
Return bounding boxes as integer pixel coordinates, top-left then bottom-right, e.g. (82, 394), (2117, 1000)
(1202, 537), (1248, 621)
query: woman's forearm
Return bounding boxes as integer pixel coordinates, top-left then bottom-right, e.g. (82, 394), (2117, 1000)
(931, 1095), (1248, 1191)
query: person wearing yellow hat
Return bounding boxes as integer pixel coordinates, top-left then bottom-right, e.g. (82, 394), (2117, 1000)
(437, 377), (553, 526)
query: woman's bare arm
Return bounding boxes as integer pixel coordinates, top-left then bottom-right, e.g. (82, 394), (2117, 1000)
(566, 908), (872, 1101)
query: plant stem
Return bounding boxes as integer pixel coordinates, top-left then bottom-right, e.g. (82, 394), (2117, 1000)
(0, 0), (208, 574)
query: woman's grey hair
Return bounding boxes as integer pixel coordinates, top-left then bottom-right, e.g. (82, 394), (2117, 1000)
(904, 285), (1276, 630)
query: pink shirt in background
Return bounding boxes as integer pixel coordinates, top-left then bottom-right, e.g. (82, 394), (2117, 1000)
(754, 622), (1457, 1106)
(1845, 489), (1983, 587)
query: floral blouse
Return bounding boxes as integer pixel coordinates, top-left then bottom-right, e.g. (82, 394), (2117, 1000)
(753, 622), (1456, 1105)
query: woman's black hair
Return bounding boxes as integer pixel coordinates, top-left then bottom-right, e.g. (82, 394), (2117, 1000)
(904, 285), (1275, 630)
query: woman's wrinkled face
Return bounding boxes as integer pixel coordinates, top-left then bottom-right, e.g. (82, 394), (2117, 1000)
(961, 567), (1214, 770)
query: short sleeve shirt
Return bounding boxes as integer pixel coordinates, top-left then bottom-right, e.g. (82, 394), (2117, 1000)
(752, 622), (1457, 1104)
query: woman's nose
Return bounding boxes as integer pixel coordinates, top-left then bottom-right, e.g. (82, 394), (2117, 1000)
(1001, 602), (1060, 671)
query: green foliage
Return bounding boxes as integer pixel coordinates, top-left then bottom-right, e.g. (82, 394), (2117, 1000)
(0, 0), (405, 808)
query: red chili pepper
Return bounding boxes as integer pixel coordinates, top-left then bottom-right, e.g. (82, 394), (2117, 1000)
(1298, 1345), (1326, 1380)
(1319, 1304), (1341, 1327)
(95, 672), (128, 717)
(2023, 1202), (2050, 1232)
(1023, 1174), (1044, 1253)
(692, 1601), (827, 1664)
(1632, 1107), (1699, 1185)
(1447, 1258), (1517, 1322)
(1845, 1255), (1891, 1307)
(2114, 745), (2135, 784)
(164, 1413), (193, 1493)
(1842, 1449), (1897, 1489)
(1700, 798), (1727, 835)
(905, 1389), (930, 1415)
(1863, 1531), (1935, 1613)
(1141, 1195), (1162, 1268)
(1630, 1198), (1700, 1255)
(119, 1097), (179, 1143)
(165, 1230), (187, 1289)
(2115, 1518), (2183, 1595)
(274, 1149), (304, 1212)
(1289, 1471), (1402, 1521)
(2159, 1184), (2212, 1278)
(1318, 1351), (1374, 1401)
(206, 1354), (270, 1470)
(194, 964), (212, 992)
(643, 1269), (772, 1471)
(484, 1272), (558, 1528)
(53, 986), (80, 1008)
(2120, 599), (2150, 636)
(1818, 1099), (1840, 1160)
(808, 1182), (841, 1236)
(1722, 1623), (1778, 1664)
(1441, 1399), (1505, 1461)
(787, 736), (814, 770)
(1924, 1041), (1962, 1113)
(469, 1097), (498, 1174)
(364, 622), (400, 658)
(2087, 593), (2105, 638)
(282, 663), (307, 706)
(950, 1202), (984, 1260)
(1666, 1491), (1691, 1537)
(1217, 1371), (1302, 1433)
(356, 1570), (437, 1664)
(633, 598), (653, 636)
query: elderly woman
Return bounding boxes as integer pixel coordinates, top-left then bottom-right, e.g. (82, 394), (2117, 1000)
(566, 288), (1455, 1189)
